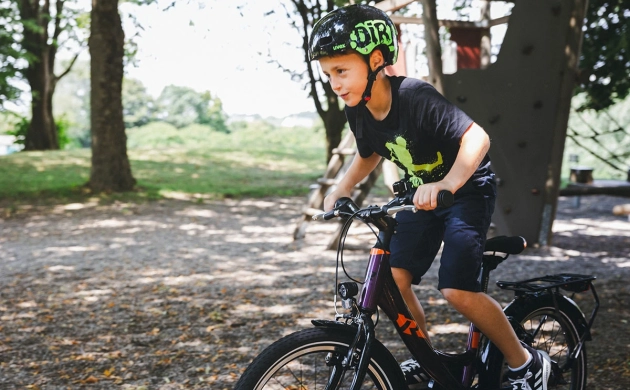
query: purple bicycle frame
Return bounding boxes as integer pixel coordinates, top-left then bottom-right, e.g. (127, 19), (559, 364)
(355, 245), (472, 389)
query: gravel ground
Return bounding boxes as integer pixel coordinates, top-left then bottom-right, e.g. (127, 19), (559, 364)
(0, 194), (628, 389)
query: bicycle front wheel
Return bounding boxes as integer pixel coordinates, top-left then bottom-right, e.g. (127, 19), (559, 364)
(234, 326), (406, 390)
(493, 298), (588, 390)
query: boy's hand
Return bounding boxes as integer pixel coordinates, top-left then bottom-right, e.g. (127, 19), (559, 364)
(413, 181), (454, 210)
(324, 189), (352, 212)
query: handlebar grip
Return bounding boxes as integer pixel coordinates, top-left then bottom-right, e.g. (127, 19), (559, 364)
(322, 210), (337, 220)
(437, 190), (454, 208)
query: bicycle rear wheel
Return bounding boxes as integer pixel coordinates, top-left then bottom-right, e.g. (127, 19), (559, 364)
(487, 298), (588, 390)
(234, 327), (406, 390)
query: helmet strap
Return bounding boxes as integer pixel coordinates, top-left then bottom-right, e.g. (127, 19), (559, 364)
(361, 63), (388, 103)
(356, 63), (388, 139)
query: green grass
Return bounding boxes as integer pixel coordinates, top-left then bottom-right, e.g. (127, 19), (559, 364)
(0, 122), (327, 205)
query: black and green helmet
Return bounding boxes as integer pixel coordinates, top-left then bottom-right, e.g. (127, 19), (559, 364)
(309, 4), (398, 65)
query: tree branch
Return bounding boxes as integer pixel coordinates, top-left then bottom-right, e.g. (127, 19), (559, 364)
(292, 0), (325, 117)
(54, 50), (80, 85)
(52, 0), (65, 41)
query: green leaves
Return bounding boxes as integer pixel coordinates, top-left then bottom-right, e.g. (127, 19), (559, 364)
(156, 85), (228, 132)
(0, 2), (22, 108)
(577, 0), (630, 111)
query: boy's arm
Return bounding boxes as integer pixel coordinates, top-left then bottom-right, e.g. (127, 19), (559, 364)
(414, 122), (490, 210)
(323, 152), (382, 211)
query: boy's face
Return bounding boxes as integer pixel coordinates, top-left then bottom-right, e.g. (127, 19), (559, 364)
(318, 52), (369, 107)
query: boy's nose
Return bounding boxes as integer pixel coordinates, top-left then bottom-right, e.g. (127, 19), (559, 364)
(330, 79), (341, 92)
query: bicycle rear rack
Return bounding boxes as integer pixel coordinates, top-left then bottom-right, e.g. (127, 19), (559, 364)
(497, 273), (600, 366)
(496, 273), (595, 294)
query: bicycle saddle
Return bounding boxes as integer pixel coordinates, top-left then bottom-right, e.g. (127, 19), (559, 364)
(484, 235), (527, 255)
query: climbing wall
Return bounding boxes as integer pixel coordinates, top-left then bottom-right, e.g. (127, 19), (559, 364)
(441, 0), (588, 245)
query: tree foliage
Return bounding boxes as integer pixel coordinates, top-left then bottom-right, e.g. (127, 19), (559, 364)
(156, 85), (228, 132)
(0, 3), (22, 108)
(576, 0), (630, 111)
(123, 77), (157, 128)
(0, 0), (88, 150)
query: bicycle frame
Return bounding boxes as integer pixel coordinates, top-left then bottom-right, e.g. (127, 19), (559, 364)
(314, 193), (598, 390)
(350, 213), (474, 390)
(327, 201), (488, 390)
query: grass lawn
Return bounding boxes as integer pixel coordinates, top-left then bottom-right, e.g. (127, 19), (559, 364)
(0, 123), (328, 205)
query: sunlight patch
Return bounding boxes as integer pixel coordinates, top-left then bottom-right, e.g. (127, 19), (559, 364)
(430, 323), (470, 334)
(163, 274), (215, 285)
(242, 226), (291, 234)
(76, 289), (113, 296)
(45, 246), (100, 254)
(140, 268), (171, 276)
(17, 301), (37, 308)
(602, 258), (630, 268)
(176, 208), (217, 218)
(47, 265), (75, 272)
(265, 304), (296, 314)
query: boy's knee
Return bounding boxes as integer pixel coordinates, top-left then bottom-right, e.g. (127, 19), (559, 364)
(391, 267), (413, 292)
(441, 288), (475, 309)
(441, 288), (458, 302)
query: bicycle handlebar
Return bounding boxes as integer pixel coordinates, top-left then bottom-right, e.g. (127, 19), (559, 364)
(312, 189), (453, 221)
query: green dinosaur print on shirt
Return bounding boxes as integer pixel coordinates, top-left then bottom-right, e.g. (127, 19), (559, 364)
(385, 136), (444, 187)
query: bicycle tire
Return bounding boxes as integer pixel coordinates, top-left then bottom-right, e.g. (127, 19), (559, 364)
(482, 296), (588, 390)
(233, 326), (407, 390)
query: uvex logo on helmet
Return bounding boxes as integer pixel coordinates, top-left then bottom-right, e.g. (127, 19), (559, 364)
(349, 20), (395, 58)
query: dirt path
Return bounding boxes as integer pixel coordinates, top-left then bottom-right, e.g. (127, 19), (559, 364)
(0, 195), (628, 389)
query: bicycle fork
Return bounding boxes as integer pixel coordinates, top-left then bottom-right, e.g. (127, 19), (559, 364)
(336, 244), (467, 390)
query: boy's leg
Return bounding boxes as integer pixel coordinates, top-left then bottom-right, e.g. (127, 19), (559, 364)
(392, 267), (429, 339)
(441, 288), (529, 368)
(389, 208), (444, 340)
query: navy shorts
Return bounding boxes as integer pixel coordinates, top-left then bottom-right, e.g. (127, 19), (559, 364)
(389, 180), (496, 292)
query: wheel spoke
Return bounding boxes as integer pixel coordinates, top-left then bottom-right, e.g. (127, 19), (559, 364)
(487, 304), (587, 390)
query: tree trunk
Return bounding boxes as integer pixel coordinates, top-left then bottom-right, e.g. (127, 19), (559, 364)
(19, 0), (59, 150)
(421, 0), (444, 94)
(24, 52), (58, 150)
(88, 0), (135, 192)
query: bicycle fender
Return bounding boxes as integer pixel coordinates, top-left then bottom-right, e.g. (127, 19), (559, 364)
(503, 292), (591, 341)
(476, 292), (591, 388)
(311, 319), (359, 333)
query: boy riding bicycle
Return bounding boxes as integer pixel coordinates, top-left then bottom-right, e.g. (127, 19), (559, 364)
(310, 5), (550, 389)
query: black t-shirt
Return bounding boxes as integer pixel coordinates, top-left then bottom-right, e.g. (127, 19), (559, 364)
(345, 76), (493, 189)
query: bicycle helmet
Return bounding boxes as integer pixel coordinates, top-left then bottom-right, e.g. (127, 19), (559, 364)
(310, 5), (399, 139)
(309, 4), (398, 65)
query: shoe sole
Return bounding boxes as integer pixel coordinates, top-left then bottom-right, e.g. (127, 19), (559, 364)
(538, 350), (552, 390)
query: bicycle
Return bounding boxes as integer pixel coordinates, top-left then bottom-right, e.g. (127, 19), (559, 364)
(234, 181), (599, 389)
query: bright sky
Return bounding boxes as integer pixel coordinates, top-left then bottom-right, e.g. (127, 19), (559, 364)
(120, 1), (510, 119)
(122, 1), (315, 118)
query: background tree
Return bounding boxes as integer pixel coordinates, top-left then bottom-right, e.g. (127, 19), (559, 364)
(123, 77), (157, 128)
(89, 0), (135, 192)
(14, 0), (84, 150)
(268, 0), (348, 161)
(52, 59), (91, 146)
(577, 0), (630, 111)
(421, 0), (443, 93)
(0, 4), (22, 109)
(156, 85), (228, 132)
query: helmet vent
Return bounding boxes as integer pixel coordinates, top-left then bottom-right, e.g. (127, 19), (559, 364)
(318, 36), (333, 47)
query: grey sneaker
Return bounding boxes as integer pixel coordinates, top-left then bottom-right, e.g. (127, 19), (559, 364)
(507, 345), (551, 390)
(400, 358), (430, 385)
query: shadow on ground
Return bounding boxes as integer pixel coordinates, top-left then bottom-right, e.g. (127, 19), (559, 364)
(0, 195), (628, 389)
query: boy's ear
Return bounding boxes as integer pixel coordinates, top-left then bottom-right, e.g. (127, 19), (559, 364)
(369, 49), (386, 70)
